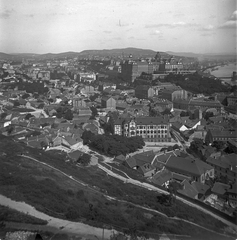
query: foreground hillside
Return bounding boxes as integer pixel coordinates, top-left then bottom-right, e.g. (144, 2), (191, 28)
(0, 134), (235, 240)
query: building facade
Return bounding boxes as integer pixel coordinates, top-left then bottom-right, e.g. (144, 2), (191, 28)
(205, 129), (237, 144)
(114, 116), (171, 142)
(121, 60), (154, 82)
(135, 85), (155, 99)
(101, 96), (116, 109)
(158, 89), (188, 102)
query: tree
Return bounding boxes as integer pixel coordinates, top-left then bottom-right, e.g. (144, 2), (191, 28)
(40, 141), (48, 149)
(162, 108), (171, 115)
(13, 101), (20, 107)
(0, 112), (7, 120)
(25, 113), (34, 120)
(90, 106), (98, 117)
(6, 125), (14, 135)
(64, 109), (73, 120)
(190, 138), (204, 151)
(21, 93), (30, 99)
(81, 130), (95, 145)
(77, 153), (91, 166)
(149, 108), (161, 117)
(212, 141), (226, 151)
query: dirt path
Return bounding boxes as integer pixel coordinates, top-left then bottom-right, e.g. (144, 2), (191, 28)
(0, 195), (115, 239)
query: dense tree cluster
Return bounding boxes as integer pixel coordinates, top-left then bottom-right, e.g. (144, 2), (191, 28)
(164, 73), (230, 94)
(55, 106), (73, 120)
(82, 130), (145, 156)
(187, 138), (206, 160)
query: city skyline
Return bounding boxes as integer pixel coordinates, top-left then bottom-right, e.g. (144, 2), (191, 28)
(0, 0), (236, 54)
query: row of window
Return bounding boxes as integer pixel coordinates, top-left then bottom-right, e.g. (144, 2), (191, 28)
(146, 139), (171, 142)
(136, 130), (167, 134)
(136, 125), (168, 129)
(214, 137), (237, 141)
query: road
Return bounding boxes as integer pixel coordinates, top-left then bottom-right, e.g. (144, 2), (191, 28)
(98, 163), (237, 233)
(170, 129), (187, 152)
(17, 154), (237, 237)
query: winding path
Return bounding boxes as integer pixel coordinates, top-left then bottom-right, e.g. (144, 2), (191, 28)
(12, 154), (237, 238)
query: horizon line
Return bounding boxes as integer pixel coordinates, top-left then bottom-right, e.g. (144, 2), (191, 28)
(0, 48), (236, 56)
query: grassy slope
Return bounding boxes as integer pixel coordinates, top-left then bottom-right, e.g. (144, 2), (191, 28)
(0, 205), (47, 225)
(0, 135), (235, 240)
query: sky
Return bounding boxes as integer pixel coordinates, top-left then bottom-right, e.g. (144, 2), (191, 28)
(0, 0), (236, 54)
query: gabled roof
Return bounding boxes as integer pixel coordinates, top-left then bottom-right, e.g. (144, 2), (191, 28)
(172, 121), (183, 130)
(178, 179), (198, 199)
(211, 182), (229, 195)
(153, 151), (176, 165)
(191, 182), (210, 195)
(208, 129), (237, 138)
(67, 149), (84, 161)
(125, 156), (137, 168)
(138, 163), (155, 174)
(132, 150), (155, 164)
(152, 168), (173, 186)
(136, 117), (168, 125)
(207, 153), (237, 173)
(135, 85), (151, 91)
(166, 156), (213, 177)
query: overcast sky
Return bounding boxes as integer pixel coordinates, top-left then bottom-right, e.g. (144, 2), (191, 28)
(0, 0), (236, 54)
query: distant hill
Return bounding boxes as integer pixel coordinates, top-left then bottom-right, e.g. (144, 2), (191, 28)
(0, 48), (168, 60)
(0, 52), (16, 60)
(0, 48), (235, 61)
(78, 47), (163, 58)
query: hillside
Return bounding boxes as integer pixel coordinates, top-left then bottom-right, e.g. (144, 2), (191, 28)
(0, 48), (167, 60)
(78, 47), (164, 58)
(0, 134), (235, 239)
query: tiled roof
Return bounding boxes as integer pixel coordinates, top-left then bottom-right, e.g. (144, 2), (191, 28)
(166, 156), (213, 177)
(209, 129), (237, 138)
(135, 85), (151, 91)
(125, 156), (137, 168)
(189, 99), (222, 107)
(152, 168), (173, 186)
(136, 117), (168, 125)
(178, 179), (198, 199)
(191, 182), (210, 195)
(211, 182), (229, 195)
(67, 150), (84, 161)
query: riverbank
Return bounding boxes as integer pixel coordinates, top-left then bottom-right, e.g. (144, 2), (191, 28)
(0, 195), (115, 239)
(210, 63), (237, 81)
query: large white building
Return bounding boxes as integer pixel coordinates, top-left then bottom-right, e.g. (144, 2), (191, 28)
(114, 116), (171, 142)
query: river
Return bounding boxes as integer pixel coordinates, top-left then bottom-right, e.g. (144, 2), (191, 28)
(0, 194), (116, 239)
(211, 63), (237, 81)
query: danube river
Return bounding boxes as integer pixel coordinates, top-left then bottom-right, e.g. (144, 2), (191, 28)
(211, 63), (237, 80)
